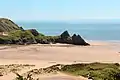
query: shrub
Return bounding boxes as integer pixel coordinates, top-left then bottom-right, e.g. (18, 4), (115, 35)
(8, 30), (35, 40)
(7, 30), (36, 44)
(15, 72), (39, 80)
(61, 63), (120, 80)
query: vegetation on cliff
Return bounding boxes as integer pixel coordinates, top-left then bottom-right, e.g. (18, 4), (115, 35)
(0, 18), (20, 32)
(0, 18), (89, 45)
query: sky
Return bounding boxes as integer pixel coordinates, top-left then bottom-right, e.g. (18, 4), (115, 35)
(0, 0), (120, 22)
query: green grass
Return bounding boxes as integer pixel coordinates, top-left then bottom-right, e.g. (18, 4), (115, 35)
(35, 35), (59, 43)
(8, 30), (35, 40)
(0, 30), (59, 44)
(14, 63), (120, 80)
(61, 62), (120, 80)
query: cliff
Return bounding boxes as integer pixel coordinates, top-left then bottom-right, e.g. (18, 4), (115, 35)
(0, 18), (20, 32)
(0, 18), (90, 46)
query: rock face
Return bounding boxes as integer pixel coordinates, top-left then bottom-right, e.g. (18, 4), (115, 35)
(0, 18), (20, 32)
(56, 31), (90, 46)
(72, 34), (89, 45)
(28, 29), (39, 36)
(60, 30), (70, 39)
(56, 30), (72, 44)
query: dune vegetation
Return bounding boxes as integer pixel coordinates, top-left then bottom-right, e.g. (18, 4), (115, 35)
(61, 62), (120, 80)
(14, 63), (120, 80)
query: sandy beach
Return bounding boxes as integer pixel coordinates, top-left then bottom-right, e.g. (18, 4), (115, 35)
(0, 41), (120, 80)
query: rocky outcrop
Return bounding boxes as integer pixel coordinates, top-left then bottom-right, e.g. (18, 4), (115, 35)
(60, 30), (70, 39)
(0, 18), (89, 45)
(72, 34), (89, 45)
(0, 18), (20, 32)
(56, 31), (90, 46)
(55, 31), (72, 44)
(28, 29), (39, 36)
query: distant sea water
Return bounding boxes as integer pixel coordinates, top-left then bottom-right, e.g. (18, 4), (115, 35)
(17, 22), (120, 41)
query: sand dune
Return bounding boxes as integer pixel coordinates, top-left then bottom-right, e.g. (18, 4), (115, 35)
(38, 73), (87, 80)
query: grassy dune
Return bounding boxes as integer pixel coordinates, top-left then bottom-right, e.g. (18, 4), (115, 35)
(15, 63), (120, 80)
(61, 62), (120, 80)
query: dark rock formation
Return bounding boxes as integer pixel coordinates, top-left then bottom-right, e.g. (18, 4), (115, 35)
(0, 18), (20, 32)
(56, 30), (90, 46)
(56, 31), (72, 44)
(28, 29), (39, 36)
(60, 30), (70, 39)
(19, 27), (24, 31)
(72, 34), (89, 45)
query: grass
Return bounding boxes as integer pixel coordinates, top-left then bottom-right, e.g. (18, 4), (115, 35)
(61, 62), (120, 80)
(8, 30), (35, 41)
(0, 30), (59, 44)
(14, 63), (120, 80)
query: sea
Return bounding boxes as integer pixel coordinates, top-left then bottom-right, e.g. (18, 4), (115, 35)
(17, 22), (120, 41)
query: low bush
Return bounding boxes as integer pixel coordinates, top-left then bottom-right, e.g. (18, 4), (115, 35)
(61, 62), (120, 80)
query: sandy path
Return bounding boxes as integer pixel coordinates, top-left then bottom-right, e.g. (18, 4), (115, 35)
(39, 73), (87, 80)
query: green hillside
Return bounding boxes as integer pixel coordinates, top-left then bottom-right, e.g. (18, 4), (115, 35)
(0, 18), (20, 32)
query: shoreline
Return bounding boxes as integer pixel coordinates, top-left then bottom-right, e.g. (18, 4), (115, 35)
(87, 40), (120, 43)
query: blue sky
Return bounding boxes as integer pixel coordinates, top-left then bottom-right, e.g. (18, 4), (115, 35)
(0, 0), (120, 21)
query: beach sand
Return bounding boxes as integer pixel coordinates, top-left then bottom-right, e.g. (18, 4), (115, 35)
(0, 41), (120, 80)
